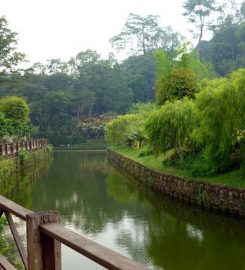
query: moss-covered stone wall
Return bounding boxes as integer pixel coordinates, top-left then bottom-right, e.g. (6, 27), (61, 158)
(0, 146), (53, 182)
(108, 149), (245, 217)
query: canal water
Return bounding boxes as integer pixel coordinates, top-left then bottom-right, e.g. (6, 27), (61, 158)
(2, 150), (245, 270)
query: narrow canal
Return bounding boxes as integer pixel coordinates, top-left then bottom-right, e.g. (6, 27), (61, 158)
(2, 150), (245, 270)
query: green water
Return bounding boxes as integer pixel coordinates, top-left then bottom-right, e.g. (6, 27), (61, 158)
(2, 151), (245, 270)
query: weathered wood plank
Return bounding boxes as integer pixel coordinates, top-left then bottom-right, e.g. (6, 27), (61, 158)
(26, 211), (61, 270)
(0, 254), (17, 270)
(40, 223), (148, 270)
(5, 212), (28, 270)
(0, 196), (33, 221)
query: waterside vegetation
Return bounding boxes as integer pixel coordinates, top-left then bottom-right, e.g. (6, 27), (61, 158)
(0, 145), (53, 182)
(0, 2), (244, 146)
(106, 56), (244, 186)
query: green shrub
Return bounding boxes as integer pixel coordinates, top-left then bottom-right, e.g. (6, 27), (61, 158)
(105, 114), (138, 145)
(18, 148), (29, 166)
(0, 96), (29, 123)
(157, 67), (197, 105)
(192, 69), (245, 173)
(0, 217), (7, 232)
(145, 98), (196, 162)
(0, 159), (15, 181)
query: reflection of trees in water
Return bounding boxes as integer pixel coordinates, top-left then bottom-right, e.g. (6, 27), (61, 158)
(108, 165), (245, 270)
(5, 151), (245, 270)
(78, 157), (109, 175)
(106, 168), (140, 203)
(0, 157), (53, 209)
(19, 152), (142, 235)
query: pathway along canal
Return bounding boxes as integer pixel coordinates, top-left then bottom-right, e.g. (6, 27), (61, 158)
(2, 150), (245, 270)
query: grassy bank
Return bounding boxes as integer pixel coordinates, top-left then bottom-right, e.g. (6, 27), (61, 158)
(110, 146), (244, 189)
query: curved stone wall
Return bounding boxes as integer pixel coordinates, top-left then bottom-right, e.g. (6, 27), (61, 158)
(108, 149), (245, 217)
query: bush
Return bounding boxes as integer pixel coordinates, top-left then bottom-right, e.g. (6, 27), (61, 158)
(0, 96), (29, 123)
(145, 98), (196, 162)
(192, 69), (245, 173)
(18, 148), (28, 166)
(105, 114), (138, 145)
(156, 67), (197, 105)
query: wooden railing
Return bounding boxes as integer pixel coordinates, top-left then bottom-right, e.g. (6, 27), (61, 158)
(0, 139), (48, 158)
(0, 196), (148, 270)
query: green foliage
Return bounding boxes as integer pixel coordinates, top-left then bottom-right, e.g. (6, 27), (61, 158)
(112, 145), (245, 187)
(18, 148), (28, 166)
(0, 217), (6, 232)
(0, 16), (25, 79)
(145, 98), (196, 161)
(105, 114), (138, 145)
(192, 69), (245, 173)
(129, 102), (156, 115)
(155, 48), (213, 105)
(46, 144), (53, 153)
(168, 67), (197, 99)
(106, 103), (152, 149)
(201, 4), (245, 76)
(121, 53), (156, 102)
(0, 96), (32, 138)
(0, 112), (7, 137)
(0, 159), (15, 181)
(0, 96), (29, 123)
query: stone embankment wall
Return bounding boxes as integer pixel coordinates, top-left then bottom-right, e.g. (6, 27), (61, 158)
(0, 142), (52, 182)
(108, 149), (245, 217)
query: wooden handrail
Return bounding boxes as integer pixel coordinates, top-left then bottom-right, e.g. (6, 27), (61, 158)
(0, 196), (148, 270)
(40, 223), (148, 270)
(0, 196), (33, 221)
(0, 195), (33, 221)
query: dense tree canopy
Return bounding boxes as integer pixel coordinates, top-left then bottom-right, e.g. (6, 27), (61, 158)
(201, 4), (245, 75)
(0, 7), (244, 148)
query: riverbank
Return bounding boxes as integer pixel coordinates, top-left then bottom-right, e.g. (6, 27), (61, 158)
(0, 145), (53, 182)
(108, 147), (245, 217)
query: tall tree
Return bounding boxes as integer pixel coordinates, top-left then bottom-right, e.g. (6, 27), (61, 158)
(121, 53), (156, 102)
(0, 16), (25, 80)
(201, 3), (245, 75)
(183, 0), (222, 60)
(110, 13), (182, 55)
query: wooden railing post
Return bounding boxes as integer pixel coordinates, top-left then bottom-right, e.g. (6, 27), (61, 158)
(4, 144), (7, 156)
(26, 211), (61, 270)
(10, 143), (14, 157)
(16, 143), (19, 156)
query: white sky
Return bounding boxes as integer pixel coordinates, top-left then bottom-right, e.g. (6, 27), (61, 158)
(0, 0), (236, 64)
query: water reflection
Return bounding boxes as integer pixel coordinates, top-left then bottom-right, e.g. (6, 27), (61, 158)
(2, 151), (245, 270)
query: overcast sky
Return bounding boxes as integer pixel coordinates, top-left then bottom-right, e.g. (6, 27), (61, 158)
(0, 0), (238, 64)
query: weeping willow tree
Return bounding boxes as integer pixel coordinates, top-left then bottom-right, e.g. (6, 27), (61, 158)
(192, 69), (245, 172)
(145, 98), (196, 162)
